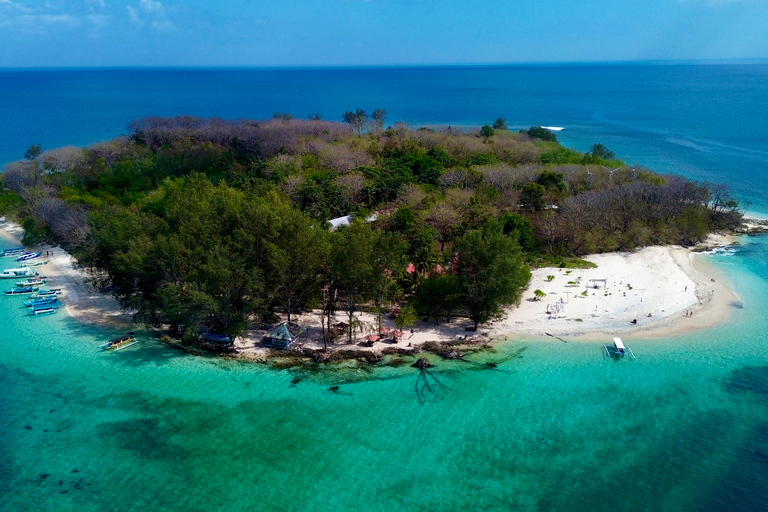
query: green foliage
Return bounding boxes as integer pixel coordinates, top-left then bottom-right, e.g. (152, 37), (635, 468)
(533, 289), (546, 301)
(8, 115), (740, 343)
(520, 182), (546, 211)
(21, 217), (49, 245)
(455, 220), (531, 328)
(499, 212), (535, 252)
(24, 144), (43, 161)
(524, 126), (558, 142)
(537, 171), (566, 192)
(342, 109), (368, 134)
(0, 191), (23, 215)
(394, 304), (417, 329)
(412, 274), (462, 322)
(480, 125), (495, 137)
(540, 147), (583, 165)
(393, 207), (416, 232)
(589, 143), (615, 161)
(492, 118), (508, 130)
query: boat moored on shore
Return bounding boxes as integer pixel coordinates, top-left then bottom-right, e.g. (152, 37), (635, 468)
(0, 268), (37, 279)
(5, 286), (38, 295)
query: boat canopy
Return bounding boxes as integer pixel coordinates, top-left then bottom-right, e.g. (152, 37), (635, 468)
(613, 337), (625, 350)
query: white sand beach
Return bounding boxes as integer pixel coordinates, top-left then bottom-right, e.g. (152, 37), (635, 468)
(0, 217), (740, 357)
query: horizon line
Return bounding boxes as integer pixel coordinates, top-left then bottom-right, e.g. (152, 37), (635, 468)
(1, 58), (768, 71)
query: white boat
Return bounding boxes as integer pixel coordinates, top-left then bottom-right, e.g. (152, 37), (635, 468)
(0, 268), (37, 279)
(541, 126), (564, 131)
(28, 307), (57, 316)
(604, 337), (636, 359)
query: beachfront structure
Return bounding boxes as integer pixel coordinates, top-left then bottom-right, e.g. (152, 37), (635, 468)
(263, 321), (307, 349)
(327, 213), (379, 231)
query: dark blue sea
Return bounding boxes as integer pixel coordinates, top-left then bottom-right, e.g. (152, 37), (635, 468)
(1, 65), (767, 212)
(3, 66), (768, 512)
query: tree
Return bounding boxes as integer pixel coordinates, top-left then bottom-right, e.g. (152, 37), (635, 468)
(533, 289), (546, 301)
(500, 213), (535, 253)
(394, 304), (417, 330)
(589, 143), (615, 161)
(342, 109), (368, 134)
(492, 118), (508, 130)
(270, 206), (328, 323)
(524, 126), (557, 142)
(330, 221), (379, 344)
(412, 274), (462, 323)
(455, 221), (531, 329)
(372, 109), (387, 129)
(24, 144), (43, 161)
(480, 125), (495, 137)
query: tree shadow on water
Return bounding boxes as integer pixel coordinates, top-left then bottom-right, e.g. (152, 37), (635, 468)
(415, 368), (451, 405)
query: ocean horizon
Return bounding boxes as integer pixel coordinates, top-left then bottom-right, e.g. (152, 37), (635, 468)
(2, 64), (768, 511)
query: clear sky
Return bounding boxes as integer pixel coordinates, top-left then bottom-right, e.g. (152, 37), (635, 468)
(1, 0), (767, 67)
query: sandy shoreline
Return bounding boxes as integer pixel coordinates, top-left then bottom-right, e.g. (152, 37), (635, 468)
(0, 217), (742, 357)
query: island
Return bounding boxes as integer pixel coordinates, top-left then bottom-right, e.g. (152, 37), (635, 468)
(0, 114), (745, 364)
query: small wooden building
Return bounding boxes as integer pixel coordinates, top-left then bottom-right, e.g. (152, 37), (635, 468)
(264, 321), (307, 349)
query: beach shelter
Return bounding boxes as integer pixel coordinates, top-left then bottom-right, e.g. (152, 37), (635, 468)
(264, 321), (307, 349)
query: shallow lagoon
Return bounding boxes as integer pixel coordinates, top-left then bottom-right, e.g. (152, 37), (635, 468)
(2, 236), (768, 512)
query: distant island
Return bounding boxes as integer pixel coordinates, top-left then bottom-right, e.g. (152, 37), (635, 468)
(0, 113), (743, 359)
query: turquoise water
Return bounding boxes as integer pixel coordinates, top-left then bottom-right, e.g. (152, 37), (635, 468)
(3, 65), (768, 510)
(3, 234), (768, 511)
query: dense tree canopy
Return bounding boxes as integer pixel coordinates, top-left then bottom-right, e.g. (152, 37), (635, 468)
(0, 115), (743, 344)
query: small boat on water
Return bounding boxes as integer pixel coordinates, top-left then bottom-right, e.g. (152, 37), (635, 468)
(16, 277), (47, 287)
(2, 247), (25, 257)
(0, 268), (37, 279)
(27, 306), (58, 316)
(33, 288), (62, 297)
(202, 332), (233, 344)
(604, 337), (636, 360)
(5, 286), (38, 295)
(24, 296), (59, 307)
(16, 252), (41, 262)
(28, 307), (58, 316)
(100, 332), (138, 351)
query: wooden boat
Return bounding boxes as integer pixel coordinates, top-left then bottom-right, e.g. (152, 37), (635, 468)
(25, 296), (59, 307)
(28, 307), (57, 316)
(0, 268), (37, 279)
(2, 247), (25, 257)
(604, 337), (636, 360)
(16, 252), (41, 262)
(202, 332), (233, 344)
(24, 260), (49, 267)
(5, 286), (38, 295)
(34, 289), (62, 297)
(100, 332), (138, 351)
(16, 277), (47, 287)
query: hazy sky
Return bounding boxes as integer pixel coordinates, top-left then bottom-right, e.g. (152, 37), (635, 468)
(1, 0), (767, 67)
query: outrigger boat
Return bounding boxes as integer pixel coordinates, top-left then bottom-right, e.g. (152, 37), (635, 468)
(24, 296), (59, 307)
(28, 307), (57, 316)
(604, 337), (636, 360)
(100, 332), (138, 351)
(5, 286), (38, 295)
(33, 288), (62, 297)
(16, 277), (47, 287)
(2, 247), (25, 257)
(16, 252), (41, 262)
(22, 260), (49, 267)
